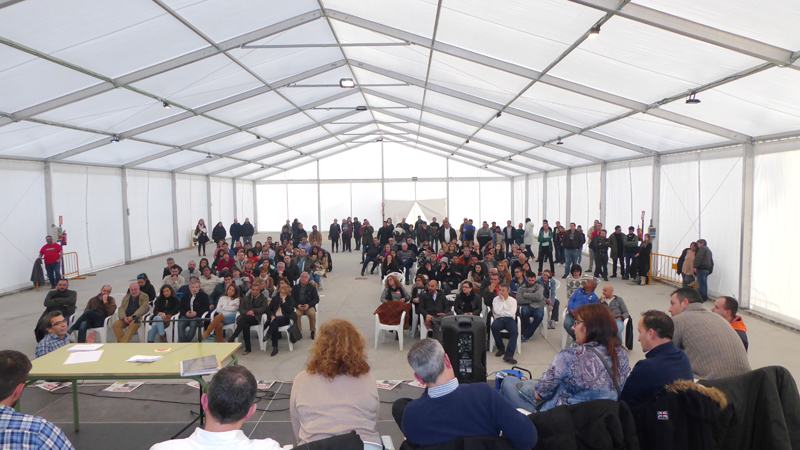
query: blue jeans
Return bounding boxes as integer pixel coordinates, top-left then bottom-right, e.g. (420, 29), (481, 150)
(556, 245), (565, 264)
(45, 262), (61, 287)
(70, 310), (105, 343)
(615, 318), (624, 342)
(564, 249), (581, 276)
(520, 306), (544, 339)
(400, 259), (415, 282)
(623, 254), (636, 278)
(311, 273), (321, 284)
(148, 316), (168, 342)
(178, 314), (200, 342)
(564, 312), (575, 339)
(500, 376), (538, 411)
(491, 316), (518, 356)
(696, 269), (710, 301)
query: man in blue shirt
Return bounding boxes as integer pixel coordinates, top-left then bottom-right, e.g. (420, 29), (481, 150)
(393, 339), (537, 450)
(35, 312), (74, 358)
(0, 350), (75, 449)
(564, 279), (599, 339)
(621, 310), (693, 407)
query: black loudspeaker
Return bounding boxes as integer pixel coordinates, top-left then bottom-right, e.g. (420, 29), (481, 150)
(441, 315), (487, 384)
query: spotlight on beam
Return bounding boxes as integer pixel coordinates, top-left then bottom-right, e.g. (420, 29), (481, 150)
(588, 26), (600, 39)
(161, 100), (170, 109)
(685, 93), (701, 104)
(110, 135), (120, 143)
(339, 78), (356, 88)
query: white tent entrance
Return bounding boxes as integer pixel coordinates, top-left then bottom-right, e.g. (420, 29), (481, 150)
(383, 199), (447, 226)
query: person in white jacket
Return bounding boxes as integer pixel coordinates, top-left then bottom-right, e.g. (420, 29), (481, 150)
(523, 219), (536, 249)
(201, 285), (241, 342)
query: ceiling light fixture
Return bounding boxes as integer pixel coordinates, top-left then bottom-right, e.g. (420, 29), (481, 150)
(588, 26), (601, 39)
(339, 78), (356, 88)
(356, 106), (368, 111)
(161, 100), (170, 109)
(256, 135), (261, 140)
(496, 111), (502, 118)
(110, 135), (120, 143)
(466, 139), (470, 144)
(686, 93), (701, 104)
(206, 153), (213, 159)
(376, 138), (384, 142)
(556, 138), (563, 145)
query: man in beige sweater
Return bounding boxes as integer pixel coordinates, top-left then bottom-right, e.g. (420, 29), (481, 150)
(669, 287), (750, 380)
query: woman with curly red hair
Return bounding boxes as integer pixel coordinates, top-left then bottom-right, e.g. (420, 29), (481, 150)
(290, 319), (380, 446)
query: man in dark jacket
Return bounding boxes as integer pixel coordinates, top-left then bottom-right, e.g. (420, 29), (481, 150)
(35, 279), (78, 342)
(328, 219), (341, 253)
(68, 285), (116, 343)
(352, 217), (362, 251)
(622, 226), (639, 280)
(241, 218), (255, 246)
(621, 310), (693, 407)
(360, 219), (374, 261)
(438, 221), (458, 246)
(562, 223), (584, 279)
(292, 222), (307, 247)
(177, 279), (210, 342)
(377, 221), (392, 246)
(591, 229), (611, 281)
(292, 272), (320, 339)
(608, 226), (625, 278)
(418, 279), (450, 340)
(362, 238), (382, 276)
(230, 219), (242, 246)
(693, 239), (713, 302)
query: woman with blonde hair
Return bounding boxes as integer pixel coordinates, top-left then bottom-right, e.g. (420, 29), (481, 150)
(496, 260), (512, 285)
(290, 319), (380, 446)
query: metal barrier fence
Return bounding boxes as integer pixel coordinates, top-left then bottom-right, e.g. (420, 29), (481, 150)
(61, 252), (86, 280)
(650, 252), (696, 288)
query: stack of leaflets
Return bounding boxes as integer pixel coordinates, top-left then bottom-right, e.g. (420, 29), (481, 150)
(126, 355), (163, 363)
(103, 382), (143, 393)
(36, 382), (69, 392)
(376, 380), (403, 390)
(67, 344), (103, 352)
(180, 355), (220, 377)
(257, 380), (275, 390)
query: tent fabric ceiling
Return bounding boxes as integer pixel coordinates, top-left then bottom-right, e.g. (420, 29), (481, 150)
(1, 0), (799, 180)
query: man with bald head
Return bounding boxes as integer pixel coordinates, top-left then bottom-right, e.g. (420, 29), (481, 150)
(564, 279), (599, 339)
(112, 282), (150, 343)
(599, 285), (629, 341)
(68, 285), (117, 343)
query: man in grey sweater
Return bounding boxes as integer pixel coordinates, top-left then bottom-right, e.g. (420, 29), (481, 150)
(397, 243), (417, 285)
(517, 274), (545, 342)
(669, 287), (750, 380)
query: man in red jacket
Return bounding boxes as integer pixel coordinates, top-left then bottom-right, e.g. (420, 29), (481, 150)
(39, 235), (63, 289)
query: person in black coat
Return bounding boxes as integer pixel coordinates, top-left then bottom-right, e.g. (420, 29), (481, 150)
(263, 284), (297, 356)
(418, 279), (450, 340)
(230, 219), (242, 245)
(292, 272), (320, 338)
(212, 222), (227, 245)
(147, 285), (180, 343)
(241, 218), (255, 246)
(177, 280), (210, 342)
(292, 223), (307, 247)
(328, 219), (341, 253)
(455, 281), (482, 316)
(132, 274), (157, 306)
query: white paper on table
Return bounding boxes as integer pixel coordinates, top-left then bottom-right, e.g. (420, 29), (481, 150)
(67, 344), (103, 352)
(63, 350), (104, 365)
(126, 355), (163, 363)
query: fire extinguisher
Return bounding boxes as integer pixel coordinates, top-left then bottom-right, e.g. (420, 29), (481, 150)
(59, 230), (67, 246)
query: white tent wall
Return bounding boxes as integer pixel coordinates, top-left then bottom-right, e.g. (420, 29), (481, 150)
(751, 146), (800, 324)
(569, 165), (601, 232)
(255, 184), (288, 232)
(351, 182), (383, 226)
(126, 170), (174, 261)
(0, 160), (46, 294)
(546, 171), (567, 224)
(448, 181), (479, 227)
(605, 159), (654, 230)
(527, 174), (544, 227)
(235, 180), (255, 223)
(513, 177), (525, 225)
(287, 184), (319, 231)
(658, 150), (743, 299)
(320, 183), (352, 228)
(51, 164), (125, 273)
(479, 180), (512, 226)
(210, 177), (235, 230)
(175, 174), (209, 249)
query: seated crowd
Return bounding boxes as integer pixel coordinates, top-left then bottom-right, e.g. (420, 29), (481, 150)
(14, 214), (759, 450)
(34, 228), (329, 358)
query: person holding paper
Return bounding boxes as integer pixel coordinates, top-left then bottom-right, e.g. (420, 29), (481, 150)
(112, 283), (150, 344)
(0, 351), (75, 449)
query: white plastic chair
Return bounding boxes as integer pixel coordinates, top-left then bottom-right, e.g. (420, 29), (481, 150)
(87, 316), (114, 343)
(375, 311), (406, 350)
(489, 315), (523, 354)
(277, 319), (295, 352)
(382, 272), (403, 285)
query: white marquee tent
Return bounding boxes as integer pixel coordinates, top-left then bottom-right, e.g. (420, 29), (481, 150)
(1, 0), (799, 326)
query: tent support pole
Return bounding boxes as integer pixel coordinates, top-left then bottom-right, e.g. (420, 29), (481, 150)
(739, 143), (755, 308)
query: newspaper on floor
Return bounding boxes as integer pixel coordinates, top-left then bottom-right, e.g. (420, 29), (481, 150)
(103, 382), (144, 393)
(187, 381), (201, 390)
(408, 380), (426, 388)
(36, 382), (70, 392)
(258, 380), (275, 390)
(376, 380), (403, 390)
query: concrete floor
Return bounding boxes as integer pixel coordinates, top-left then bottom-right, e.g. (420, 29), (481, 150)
(6, 233), (800, 447)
